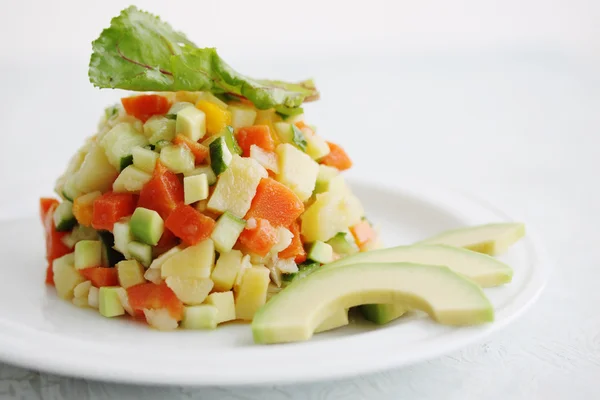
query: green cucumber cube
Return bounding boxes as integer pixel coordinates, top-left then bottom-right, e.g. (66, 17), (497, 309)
(181, 305), (218, 330)
(112, 165), (152, 193)
(209, 136), (233, 175)
(211, 212), (246, 253)
(127, 241), (153, 267)
(220, 126), (242, 155)
(112, 220), (133, 257)
(100, 122), (149, 170)
(307, 241), (334, 264)
(143, 116), (176, 145)
(184, 165), (217, 185)
(132, 146), (158, 174)
(130, 207), (164, 246)
(184, 174), (209, 204)
(98, 286), (125, 317)
(160, 145), (195, 174)
(176, 106), (206, 141)
(74, 240), (102, 270)
(53, 200), (76, 232)
(326, 231), (359, 255)
(119, 154), (134, 171)
(314, 165), (340, 194)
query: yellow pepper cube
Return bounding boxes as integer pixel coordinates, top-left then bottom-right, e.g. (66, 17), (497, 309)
(196, 100), (231, 135)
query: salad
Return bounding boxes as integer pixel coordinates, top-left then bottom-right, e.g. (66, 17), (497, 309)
(41, 7), (524, 342)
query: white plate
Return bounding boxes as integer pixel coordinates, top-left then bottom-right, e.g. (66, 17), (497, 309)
(0, 181), (547, 386)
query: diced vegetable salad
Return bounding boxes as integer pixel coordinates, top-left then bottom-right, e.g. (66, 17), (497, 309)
(42, 90), (379, 331)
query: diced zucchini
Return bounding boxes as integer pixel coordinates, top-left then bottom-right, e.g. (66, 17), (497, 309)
(275, 143), (319, 201)
(129, 207), (164, 246)
(204, 291), (236, 324)
(184, 165), (217, 185)
(132, 146), (158, 174)
(176, 106), (206, 141)
(282, 262), (320, 284)
(220, 126), (242, 155)
(326, 231), (359, 255)
(314, 165), (340, 194)
(305, 132), (331, 160)
(234, 266), (270, 321)
(73, 144), (119, 194)
(119, 154), (134, 171)
(112, 220), (133, 258)
(184, 174), (209, 204)
(52, 253), (84, 300)
(117, 260), (145, 288)
(74, 240), (102, 270)
(229, 105), (257, 129)
(307, 241), (334, 264)
(168, 101), (194, 115)
(53, 201), (76, 232)
(154, 140), (172, 152)
(209, 136), (233, 175)
(165, 276), (214, 305)
(210, 249), (243, 291)
(207, 155), (267, 217)
(127, 241), (153, 267)
(98, 287), (125, 317)
(97, 230), (126, 267)
(62, 176), (82, 202)
(112, 165), (152, 193)
(161, 239), (215, 278)
(250, 145), (278, 173)
(181, 305), (218, 330)
(274, 122), (307, 151)
(211, 212), (246, 253)
(143, 116), (176, 145)
(100, 122), (149, 171)
(160, 145), (195, 174)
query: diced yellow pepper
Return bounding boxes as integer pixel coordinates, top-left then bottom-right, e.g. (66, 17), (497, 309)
(196, 100), (231, 135)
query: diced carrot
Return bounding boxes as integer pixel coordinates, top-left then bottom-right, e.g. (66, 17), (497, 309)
(165, 204), (215, 245)
(173, 134), (209, 164)
(80, 267), (119, 287)
(41, 201), (71, 286)
(278, 221), (307, 263)
(350, 220), (377, 248)
(320, 142), (353, 171)
(72, 196), (95, 227)
(92, 192), (137, 231)
(236, 125), (275, 157)
(138, 162), (184, 220)
(121, 94), (171, 123)
(238, 218), (278, 257)
(245, 178), (304, 227)
(40, 198), (58, 222)
(127, 282), (184, 321)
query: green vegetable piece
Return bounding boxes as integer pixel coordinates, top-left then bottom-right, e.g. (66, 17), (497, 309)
(307, 241), (334, 264)
(181, 305), (218, 330)
(74, 240), (103, 270)
(104, 105), (120, 120)
(165, 114), (177, 120)
(127, 241), (153, 267)
(119, 154), (134, 171)
(291, 124), (308, 152)
(282, 262), (320, 283)
(221, 126), (242, 155)
(326, 232), (359, 255)
(209, 136), (233, 175)
(184, 165), (217, 185)
(130, 207), (165, 246)
(99, 287), (125, 317)
(97, 230), (126, 267)
(53, 201), (77, 232)
(88, 6), (318, 114)
(211, 211), (246, 253)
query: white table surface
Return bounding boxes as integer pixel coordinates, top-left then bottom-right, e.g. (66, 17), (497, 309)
(0, 51), (598, 399)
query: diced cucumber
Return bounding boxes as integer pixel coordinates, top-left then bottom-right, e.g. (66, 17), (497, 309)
(275, 143), (319, 201)
(250, 145), (278, 173)
(97, 230), (126, 267)
(274, 122), (307, 151)
(74, 240), (102, 270)
(116, 260), (145, 288)
(168, 101), (194, 115)
(305, 132), (330, 160)
(98, 287), (125, 317)
(143, 116), (176, 145)
(184, 174), (209, 204)
(62, 176), (82, 202)
(229, 105), (257, 129)
(53, 201), (77, 232)
(113, 220), (133, 257)
(160, 145), (195, 174)
(282, 262), (321, 284)
(314, 165), (340, 194)
(100, 122), (149, 171)
(209, 136), (233, 175)
(327, 231), (359, 255)
(161, 239), (215, 279)
(181, 305), (218, 330)
(176, 106), (206, 141)
(112, 165), (152, 193)
(127, 241), (153, 267)
(211, 211), (246, 253)
(275, 106), (304, 119)
(132, 146), (158, 174)
(307, 241), (334, 264)
(70, 224), (98, 242)
(184, 165), (217, 185)
(220, 126), (242, 155)
(130, 207), (164, 246)
(119, 154), (134, 171)
(204, 291), (236, 324)
(154, 140), (172, 152)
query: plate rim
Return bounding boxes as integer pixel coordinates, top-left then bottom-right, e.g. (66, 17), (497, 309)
(0, 180), (548, 386)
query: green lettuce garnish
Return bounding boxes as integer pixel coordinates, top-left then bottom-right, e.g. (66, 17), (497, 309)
(89, 6), (319, 113)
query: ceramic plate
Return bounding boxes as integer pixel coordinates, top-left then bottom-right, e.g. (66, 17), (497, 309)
(0, 181), (547, 386)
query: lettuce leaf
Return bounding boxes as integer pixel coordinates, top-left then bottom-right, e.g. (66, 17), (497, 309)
(89, 6), (319, 112)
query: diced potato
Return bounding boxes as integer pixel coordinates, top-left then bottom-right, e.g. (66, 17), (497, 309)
(132, 146), (158, 174)
(149, 246), (183, 270)
(211, 250), (243, 291)
(161, 239), (215, 278)
(304, 130), (330, 160)
(234, 266), (271, 321)
(112, 165), (152, 193)
(72, 297), (88, 308)
(250, 145), (278, 173)
(160, 145), (195, 174)
(144, 267), (162, 285)
(117, 260), (145, 289)
(204, 291), (236, 324)
(270, 227), (294, 254)
(301, 191), (365, 242)
(229, 105), (257, 129)
(165, 276), (213, 305)
(115, 287), (135, 316)
(233, 255), (252, 293)
(176, 106), (207, 141)
(144, 308), (179, 331)
(73, 280), (92, 299)
(181, 305), (218, 330)
(143, 116), (176, 144)
(184, 174), (209, 204)
(207, 155), (267, 217)
(88, 286), (99, 309)
(275, 143), (319, 201)
(53, 253), (85, 300)
(74, 143), (119, 194)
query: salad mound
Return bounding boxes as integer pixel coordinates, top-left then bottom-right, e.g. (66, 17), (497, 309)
(41, 7), (378, 331)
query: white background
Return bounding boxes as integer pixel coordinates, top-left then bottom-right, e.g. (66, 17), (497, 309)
(0, 0), (599, 399)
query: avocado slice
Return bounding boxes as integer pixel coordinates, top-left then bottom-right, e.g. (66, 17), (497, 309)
(417, 223), (525, 256)
(252, 262), (494, 344)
